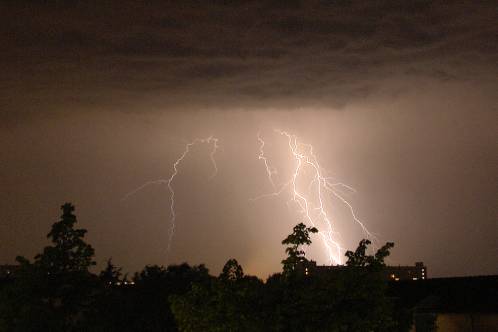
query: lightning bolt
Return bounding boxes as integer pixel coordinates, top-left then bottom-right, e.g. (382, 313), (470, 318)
(124, 130), (372, 263)
(257, 132), (277, 189)
(123, 136), (220, 251)
(255, 130), (375, 265)
(166, 136), (219, 250)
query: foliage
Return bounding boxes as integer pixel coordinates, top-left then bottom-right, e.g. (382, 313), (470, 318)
(171, 258), (265, 332)
(345, 239), (394, 270)
(0, 203), (97, 332)
(34, 203), (96, 274)
(259, 234), (399, 331)
(219, 258), (244, 281)
(89, 263), (210, 332)
(0, 206), (410, 332)
(171, 231), (402, 332)
(281, 223), (318, 275)
(98, 258), (122, 285)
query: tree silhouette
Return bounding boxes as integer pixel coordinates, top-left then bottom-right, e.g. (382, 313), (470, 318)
(171, 259), (265, 331)
(262, 235), (401, 331)
(345, 239), (394, 270)
(281, 223), (318, 275)
(31, 202), (96, 273)
(338, 239), (397, 331)
(99, 258), (122, 285)
(219, 258), (244, 281)
(0, 205), (409, 331)
(0, 203), (98, 331)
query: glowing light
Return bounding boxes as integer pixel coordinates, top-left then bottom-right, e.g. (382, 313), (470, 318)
(254, 130), (374, 265)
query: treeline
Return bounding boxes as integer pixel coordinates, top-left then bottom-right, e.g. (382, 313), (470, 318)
(0, 203), (412, 331)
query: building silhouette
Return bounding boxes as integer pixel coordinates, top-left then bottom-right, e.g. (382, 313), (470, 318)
(302, 261), (427, 281)
(384, 262), (427, 281)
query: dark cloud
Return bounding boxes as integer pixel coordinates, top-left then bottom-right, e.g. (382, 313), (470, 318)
(1, 0), (496, 121)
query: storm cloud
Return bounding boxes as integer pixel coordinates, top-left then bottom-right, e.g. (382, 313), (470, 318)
(1, 0), (497, 119)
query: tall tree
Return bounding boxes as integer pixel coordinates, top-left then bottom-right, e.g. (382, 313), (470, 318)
(269, 230), (400, 332)
(281, 223), (318, 275)
(337, 239), (397, 331)
(33, 202), (96, 273)
(219, 258), (244, 281)
(0, 203), (97, 332)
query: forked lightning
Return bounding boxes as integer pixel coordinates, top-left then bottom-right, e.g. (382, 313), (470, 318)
(123, 136), (219, 251)
(254, 130), (374, 264)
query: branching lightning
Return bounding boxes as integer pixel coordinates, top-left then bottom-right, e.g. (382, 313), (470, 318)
(166, 136), (219, 250)
(124, 130), (373, 264)
(257, 132), (277, 189)
(123, 136), (219, 251)
(254, 130), (374, 265)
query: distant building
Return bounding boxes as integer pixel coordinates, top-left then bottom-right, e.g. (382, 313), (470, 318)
(384, 262), (427, 281)
(389, 275), (498, 332)
(303, 262), (498, 331)
(302, 261), (428, 281)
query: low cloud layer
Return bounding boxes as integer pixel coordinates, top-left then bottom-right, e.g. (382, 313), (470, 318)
(1, 0), (497, 120)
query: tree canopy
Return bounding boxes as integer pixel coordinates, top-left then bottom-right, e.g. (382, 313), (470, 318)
(31, 202), (95, 273)
(0, 203), (98, 331)
(0, 204), (410, 332)
(281, 222), (318, 275)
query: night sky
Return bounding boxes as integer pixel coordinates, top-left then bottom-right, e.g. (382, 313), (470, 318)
(1, 1), (497, 278)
